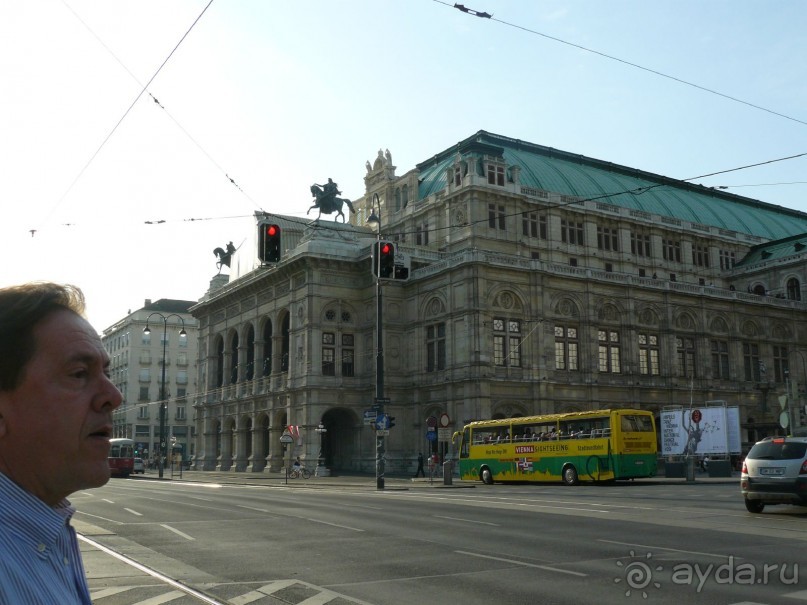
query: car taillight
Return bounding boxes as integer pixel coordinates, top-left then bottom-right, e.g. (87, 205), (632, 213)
(800, 460), (807, 475)
(742, 461), (748, 474)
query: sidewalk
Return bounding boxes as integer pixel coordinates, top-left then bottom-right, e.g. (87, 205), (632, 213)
(130, 468), (738, 488)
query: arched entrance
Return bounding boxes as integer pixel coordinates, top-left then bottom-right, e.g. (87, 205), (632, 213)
(321, 408), (359, 472)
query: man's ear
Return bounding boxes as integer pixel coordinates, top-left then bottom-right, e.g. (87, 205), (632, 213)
(0, 394), (9, 438)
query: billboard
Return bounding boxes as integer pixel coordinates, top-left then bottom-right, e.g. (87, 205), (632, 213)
(660, 405), (741, 456)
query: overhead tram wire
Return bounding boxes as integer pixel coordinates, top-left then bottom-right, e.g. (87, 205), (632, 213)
(38, 0), (217, 234)
(437, 1), (807, 129)
(63, 0), (260, 212)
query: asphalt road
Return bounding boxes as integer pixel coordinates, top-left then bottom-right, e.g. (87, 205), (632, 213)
(74, 473), (807, 605)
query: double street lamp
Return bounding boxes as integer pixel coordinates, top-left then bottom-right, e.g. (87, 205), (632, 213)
(144, 313), (187, 478)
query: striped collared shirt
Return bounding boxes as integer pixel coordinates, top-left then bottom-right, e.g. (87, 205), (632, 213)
(0, 472), (91, 605)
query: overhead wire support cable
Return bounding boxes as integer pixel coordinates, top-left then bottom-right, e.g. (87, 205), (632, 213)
(41, 0), (217, 233)
(440, 0), (807, 128)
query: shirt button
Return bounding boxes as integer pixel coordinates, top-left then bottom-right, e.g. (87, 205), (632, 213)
(37, 543), (46, 552)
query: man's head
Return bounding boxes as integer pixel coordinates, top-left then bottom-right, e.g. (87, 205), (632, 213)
(0, 282), (122, 505)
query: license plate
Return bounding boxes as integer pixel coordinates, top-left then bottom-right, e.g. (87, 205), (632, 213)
(759, 467), (785, 476)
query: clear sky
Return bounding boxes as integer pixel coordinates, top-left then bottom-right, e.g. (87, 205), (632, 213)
(2, 1), (805, 332)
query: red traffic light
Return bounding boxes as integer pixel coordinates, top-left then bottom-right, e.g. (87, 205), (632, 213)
(381, 243), (392, 255)
(267, 225), (278, 237)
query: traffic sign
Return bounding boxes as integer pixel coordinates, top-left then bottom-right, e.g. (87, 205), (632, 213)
(426, 431), (437, 442)
(440, 412), (451, 427)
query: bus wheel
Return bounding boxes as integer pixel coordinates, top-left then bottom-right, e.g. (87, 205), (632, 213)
(480, 467), (494, 485)
(562, 465), (579, 486)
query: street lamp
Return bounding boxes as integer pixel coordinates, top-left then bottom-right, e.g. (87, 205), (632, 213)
(367, 193), (385, 490)
(144, 313), (187, 478)
(315, 421), (329, 477)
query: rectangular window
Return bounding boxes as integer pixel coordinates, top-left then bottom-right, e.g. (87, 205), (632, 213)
(743, 343), (761, 381)
(597, 226), (619, 251)
(176, 370), (188, 384)
(719, 249), (736, 270)
(554, 325), (579, 371)
(598, 329), (621, 373)
(322, 332), (335, 376)
(493, 318), (521, 367)
(598, 330), (621, 373)
(176, 406), (186, 420)
(773, 345), (789, 383)
(638, 333), (660, 375)
(487, 164), (505, 186)
(561, 219), (584, 245)
(521, 212), (547, 239)
(711, 340), (730, 379)
(137, 405), (149, 419)
(630, 232), (651, 257)
(416, 223), (429, 246)
(139, 368), (150, 382)
(488, 204), (506, 229)
(662, 239), (682, 262)
(139, 386), (149, 401)
(141, 332), (151, 345)
(692, 244), (710, 267)
(426, 323), (446, 372)
(342, 334), (354, 377)
(454, 165), (462, 186)
(676, 337), (696, 378)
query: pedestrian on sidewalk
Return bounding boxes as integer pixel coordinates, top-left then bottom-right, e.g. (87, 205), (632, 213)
(415, 452), (425, 477)
(0, 282), (123, 605)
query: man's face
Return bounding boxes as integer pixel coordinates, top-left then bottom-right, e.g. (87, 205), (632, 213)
(0, 310), (122, 505)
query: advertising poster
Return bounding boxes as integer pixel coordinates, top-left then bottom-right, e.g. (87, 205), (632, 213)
(660, 406), (741, 455)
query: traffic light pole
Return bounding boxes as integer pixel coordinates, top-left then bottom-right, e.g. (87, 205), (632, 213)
(375, 255), (385, 491)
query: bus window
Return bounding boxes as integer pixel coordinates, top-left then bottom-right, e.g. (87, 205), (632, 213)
(460, 428), (470, 458)
(621, 415), (654, 432)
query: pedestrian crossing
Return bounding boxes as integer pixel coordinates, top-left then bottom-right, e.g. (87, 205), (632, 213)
(90, 579), (375, 605)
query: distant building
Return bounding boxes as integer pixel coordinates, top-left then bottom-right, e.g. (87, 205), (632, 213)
(103, 298), (199, 463)
(189, 131), (807, 475)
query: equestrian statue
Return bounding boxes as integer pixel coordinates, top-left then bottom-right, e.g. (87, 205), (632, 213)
(213, 241), (237, 272)
(308, 178), (355, 222)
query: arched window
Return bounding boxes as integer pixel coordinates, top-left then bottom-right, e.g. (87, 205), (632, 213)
(395, 188), (401, 212)
(787, 278), (801, 301)
(262, 320), (273, 377)
(402, 184), (409, 208)
(245, 325), (255, 380)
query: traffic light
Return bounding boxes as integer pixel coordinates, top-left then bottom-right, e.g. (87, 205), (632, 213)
(373, 241), (395, 278)
(259, 223), (281, 262)
(387, 416), (396, 429)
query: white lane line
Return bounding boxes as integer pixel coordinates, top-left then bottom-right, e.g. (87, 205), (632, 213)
(599, 539), (739, 559)
(434, 515), (500, 526)
(102, 499), (115, 504)
(305, 518), (364, 532)
(124, 508), (143, 516)
(236, 504), (271, 513)
(160, 524), (195, 541)
(456, 550), (587, 577)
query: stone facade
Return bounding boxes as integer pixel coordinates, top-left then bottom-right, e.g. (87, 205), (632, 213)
(189, 135), (807, 475)
(104, 299), (199, 464)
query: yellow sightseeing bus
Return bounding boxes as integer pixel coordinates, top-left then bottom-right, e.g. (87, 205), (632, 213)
(454, 409), (657, 485)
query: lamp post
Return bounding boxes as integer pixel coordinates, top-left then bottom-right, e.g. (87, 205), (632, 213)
(144, 313), (187, 479)
(367, 193), (385, 490)
(315, 421), (329, 477)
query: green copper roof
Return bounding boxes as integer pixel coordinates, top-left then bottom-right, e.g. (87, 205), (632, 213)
(416, 131), (807, 240)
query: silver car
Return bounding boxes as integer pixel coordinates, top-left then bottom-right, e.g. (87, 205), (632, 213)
(741, 436), (807, 513)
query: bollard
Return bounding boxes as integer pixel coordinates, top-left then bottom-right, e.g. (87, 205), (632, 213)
(685, 455), (696, 482)
(443, 461), (453, 485)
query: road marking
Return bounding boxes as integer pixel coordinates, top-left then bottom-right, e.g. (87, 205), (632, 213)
(102, 499), (115, 504)
(434, 515), (500, 526)
(305, 518), (364, 532)
(455, 551), (587, 577)
(161, 524), (195, 541)
(237, 504), (271, 513)
(77, 534), (225, 605)
(599, 539), (739, 559)
(130, 590), (185, 603)
(124, 508), (143, 516)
